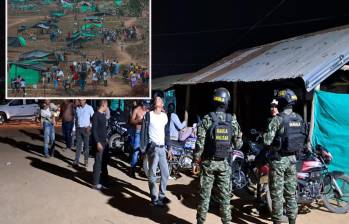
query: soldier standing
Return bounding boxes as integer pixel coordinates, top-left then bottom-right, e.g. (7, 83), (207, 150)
(194, 87), (243, 224)
(263, 89), (306, 224)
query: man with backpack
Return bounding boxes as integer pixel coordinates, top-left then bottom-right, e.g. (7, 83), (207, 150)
(193, 87), (243, 224)
(263, 89), (307, 224)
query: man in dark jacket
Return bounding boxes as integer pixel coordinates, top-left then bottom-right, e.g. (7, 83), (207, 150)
(140, 92), (172, 206)
(92, 100), (109, 190)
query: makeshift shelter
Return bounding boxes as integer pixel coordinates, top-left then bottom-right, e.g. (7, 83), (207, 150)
(114, 0), (123, 7)
(8, 36), (27, 47)
(84, 16), (103, 23)
(8, 62), (46, 85)
(81, 23), (103, 30)
(19, 50), (64, 63)
(50, 10), (65, 17)
(162, 25), (349, 159)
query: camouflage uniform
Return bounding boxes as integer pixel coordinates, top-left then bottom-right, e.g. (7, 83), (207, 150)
(195, 112), (243, 224)
(263, 108), (298, 223)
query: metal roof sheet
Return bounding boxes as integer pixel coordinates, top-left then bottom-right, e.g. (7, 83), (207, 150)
(176, 25), (349, 91)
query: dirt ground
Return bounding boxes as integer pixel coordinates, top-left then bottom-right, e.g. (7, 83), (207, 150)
(0, 124), (348, 224)
(7, 1), (149, 97)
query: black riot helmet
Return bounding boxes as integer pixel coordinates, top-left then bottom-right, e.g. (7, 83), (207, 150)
(212, 87), (231, 110)
(276, 89), (298, 108)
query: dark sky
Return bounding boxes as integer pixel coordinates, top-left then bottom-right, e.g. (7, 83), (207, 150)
(152, 0), (349, 78)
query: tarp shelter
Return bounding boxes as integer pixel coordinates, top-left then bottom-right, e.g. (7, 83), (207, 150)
(50, 10), (65, 17)
(84, 16), (103, 23)
(19, 50), (53, 60)
(19, 50), (64, 63)
(114, 0), (123, 7)
(8, 36), (27, 47)
(312, 90), (349, 175)
(8, 62), (46, 85)
(81, 23), (103, 30)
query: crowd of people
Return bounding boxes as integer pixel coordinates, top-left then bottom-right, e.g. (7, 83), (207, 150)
(39, 87), (303, 224)
(10, 75), (26, 97)
(42, 60), (148, 92)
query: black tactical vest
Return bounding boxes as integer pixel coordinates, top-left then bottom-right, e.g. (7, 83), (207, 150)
(277, 112), (306, 154)
(206, 112), (233, 158)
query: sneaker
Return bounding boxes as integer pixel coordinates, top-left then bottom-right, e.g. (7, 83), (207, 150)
(159, 197), (171, 204)
(44, 154), (50, 158)
(151, 200), (164, 207)
(84, 160), (88, 167)
(72, 162), (79, 168)
(129, 168), (136, 178)
(92, 184), (102, 190)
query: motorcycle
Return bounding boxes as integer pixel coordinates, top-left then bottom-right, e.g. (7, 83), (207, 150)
(264, 145), (349, 214)
(168, 136), (197, 175)
(107, 115), (131, 154)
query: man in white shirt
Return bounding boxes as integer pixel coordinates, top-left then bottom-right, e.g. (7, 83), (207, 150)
(140, 92), (172, 207)
(73, 99), (94, 167)
(41, 100), (58, 158)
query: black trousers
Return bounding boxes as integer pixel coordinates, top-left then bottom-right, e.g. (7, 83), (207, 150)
(93, 144), (110, 186)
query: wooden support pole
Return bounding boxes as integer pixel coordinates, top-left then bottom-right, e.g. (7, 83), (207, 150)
(307, 84), (321, 150)
(233, 82), (238, 114)
(184, 85), (191, 125)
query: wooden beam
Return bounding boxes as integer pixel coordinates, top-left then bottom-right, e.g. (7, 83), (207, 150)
(307, 84), (320, 150)
(184, 85), (191, 125)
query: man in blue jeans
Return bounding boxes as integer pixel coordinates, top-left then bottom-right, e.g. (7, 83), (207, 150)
(140, 92), (173, 206)
(40, 100), (58, 158)
(129, 100), (151, 178)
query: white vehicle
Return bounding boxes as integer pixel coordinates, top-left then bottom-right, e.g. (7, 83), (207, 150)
(0, 99), (40, 125)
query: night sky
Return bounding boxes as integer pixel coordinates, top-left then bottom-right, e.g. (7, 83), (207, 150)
(152, 0), (349, 78)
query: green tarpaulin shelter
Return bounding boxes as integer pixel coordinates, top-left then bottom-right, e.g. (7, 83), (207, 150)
(8, 36), (27, 47)
(9, 64), (41, 85)
(81, 23), (103, 30)
(312, 90), (349, 175)
(114, 0), (123, 7)
(50, 10), (65, 17)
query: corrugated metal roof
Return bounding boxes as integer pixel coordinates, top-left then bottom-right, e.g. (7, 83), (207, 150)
(175, 25), (349, 92)
(152, 73), (191, 90)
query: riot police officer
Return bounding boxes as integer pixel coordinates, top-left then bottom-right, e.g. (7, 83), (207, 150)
(194, 87), (243, 224)
(264, 89), (306, 224)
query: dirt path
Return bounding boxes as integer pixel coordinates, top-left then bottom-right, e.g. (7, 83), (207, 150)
(8, 16), (46, 28)
(1, 127), (349, 224)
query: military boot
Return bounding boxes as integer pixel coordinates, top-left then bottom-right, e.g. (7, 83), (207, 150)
(289, 219), (296, 224)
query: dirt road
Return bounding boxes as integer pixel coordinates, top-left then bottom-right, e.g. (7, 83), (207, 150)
(0, 126), (348, 224)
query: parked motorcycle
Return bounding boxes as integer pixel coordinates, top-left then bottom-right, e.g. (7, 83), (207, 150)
(264, 145), (349, 214)
(107, 115), (131, 154)
(169, 137), (197, 175)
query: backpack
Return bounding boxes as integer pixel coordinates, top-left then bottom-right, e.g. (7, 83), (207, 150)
(279, 112), (306, 154)
(81, 63), (87, 72)
(207, 112), (233, 158)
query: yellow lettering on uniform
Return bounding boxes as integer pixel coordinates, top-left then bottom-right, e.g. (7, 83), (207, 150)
(216, 135), (229, 141)
(289, 122), (301, 127)
(216, 128), (228, 134)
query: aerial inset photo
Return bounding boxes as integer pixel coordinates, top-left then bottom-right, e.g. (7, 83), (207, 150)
(7, 0), (150, 98)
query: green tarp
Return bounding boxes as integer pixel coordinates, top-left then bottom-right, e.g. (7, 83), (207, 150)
(18, 36), (27, 47)
(312, 90), (349, 175)
(114, 0), (123, 7)
(81, 23), (103, 30)
(9, 65), (41, 85)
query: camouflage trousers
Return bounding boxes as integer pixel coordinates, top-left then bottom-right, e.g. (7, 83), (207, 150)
(269, 155), (298, 222)
(197, 159), (231, 224)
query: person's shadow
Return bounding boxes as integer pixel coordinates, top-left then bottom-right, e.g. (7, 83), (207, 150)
(0, 136), (74, 166)
(19, 129), (64, 149)
(168, 178), (270, 224)
(25, 156), (191, 224)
